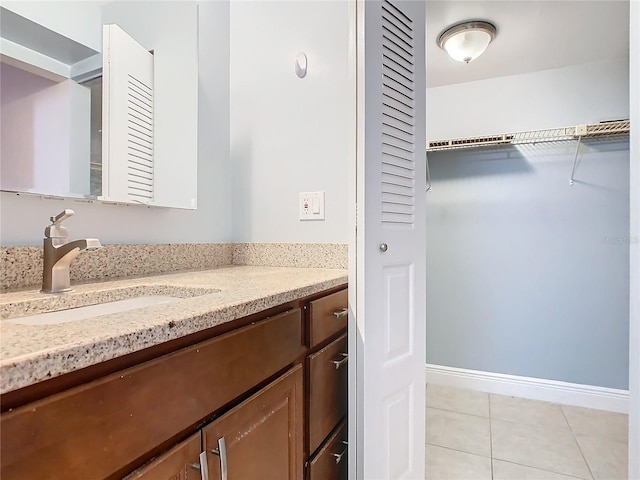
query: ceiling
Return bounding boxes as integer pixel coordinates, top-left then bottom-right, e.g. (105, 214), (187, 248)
(426, 0), (630, 88)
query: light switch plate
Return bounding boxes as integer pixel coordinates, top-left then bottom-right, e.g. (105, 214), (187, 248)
(299, 191), (325, 220)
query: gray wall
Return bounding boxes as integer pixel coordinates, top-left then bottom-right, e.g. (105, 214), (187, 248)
(426, 59), (630, 389)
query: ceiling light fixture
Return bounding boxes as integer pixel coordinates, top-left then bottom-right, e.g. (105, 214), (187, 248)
(438, 21), (497, 64)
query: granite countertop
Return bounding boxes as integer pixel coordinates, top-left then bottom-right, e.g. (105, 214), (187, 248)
(0, 265), (348, 395)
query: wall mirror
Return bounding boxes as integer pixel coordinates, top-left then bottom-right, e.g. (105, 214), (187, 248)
(0, 1), (198, 209)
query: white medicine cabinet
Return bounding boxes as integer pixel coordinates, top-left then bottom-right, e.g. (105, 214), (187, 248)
(0, 1), (198, 210)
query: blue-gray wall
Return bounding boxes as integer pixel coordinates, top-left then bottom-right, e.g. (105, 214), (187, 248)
(426, 141), (630, 389)
(426, 58), (630, 390)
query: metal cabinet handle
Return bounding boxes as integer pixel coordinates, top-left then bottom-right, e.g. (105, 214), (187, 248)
(193, 451), (210, 480)
(211, 437), (228, 480)
(331, 352), (348, 369)
(332, 308), (348, 318)
(332, 441), (348, 464)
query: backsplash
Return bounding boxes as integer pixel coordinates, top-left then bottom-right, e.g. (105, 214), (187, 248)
(2, 244), (233, 291)
(1, 243), (348, 291)
(233, 243), (347, 269)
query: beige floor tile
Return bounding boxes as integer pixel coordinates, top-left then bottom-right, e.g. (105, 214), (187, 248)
(493, 459), (591, 480)
(426, 444), (491, 480)
(426, 407), (491, 457)
(426, 384), (490, 417)
(491, 419), (591, 479)
(490, 394), (569, 428)
(575, 434), (628, 480)
(562, 405), (629, 443)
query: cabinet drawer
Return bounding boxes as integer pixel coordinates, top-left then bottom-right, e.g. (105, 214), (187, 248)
(307, 333), (348, 454)
(307, 421), (347, 480)
(202, 365), (303, 480)
(308, 288), (348, 347)
(1, 309), (303, 480)
(125, 432), (202, 479)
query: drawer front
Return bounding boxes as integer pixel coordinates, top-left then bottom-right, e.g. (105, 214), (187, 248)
(308, 421), (347, 480)
(124, 432), (202, 479)
(308, 333), (348, 454)
(308, 288), (348, 347)
(1, 309), (303, 480)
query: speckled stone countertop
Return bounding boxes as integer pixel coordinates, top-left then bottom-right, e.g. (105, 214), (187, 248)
(0, 266), (347, 395)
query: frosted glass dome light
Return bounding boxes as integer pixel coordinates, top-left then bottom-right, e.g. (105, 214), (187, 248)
(438, 21), (497, 64)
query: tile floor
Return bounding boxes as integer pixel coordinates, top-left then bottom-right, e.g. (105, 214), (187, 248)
(426, 384), (629, 480)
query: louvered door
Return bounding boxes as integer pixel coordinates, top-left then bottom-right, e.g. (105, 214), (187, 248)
(353, 0), (426, 478)
(101, 24), (154, 204)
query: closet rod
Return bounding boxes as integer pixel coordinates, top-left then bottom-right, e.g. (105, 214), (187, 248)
(427, 119), (630, 152)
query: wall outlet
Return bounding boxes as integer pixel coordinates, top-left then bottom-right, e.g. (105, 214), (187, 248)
(299, 191), (325, 220)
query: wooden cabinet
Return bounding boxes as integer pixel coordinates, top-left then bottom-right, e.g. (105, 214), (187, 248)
(202, 365), (303, 480)
(1, 309), (303, 480)
(304, 290), (348, 480)
(0, 285), (347, 480)
(125, 433), (202, 480)
(127, 366), (303, 480)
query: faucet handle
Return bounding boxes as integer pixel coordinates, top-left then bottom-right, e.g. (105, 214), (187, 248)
(50, 209), (75, 225)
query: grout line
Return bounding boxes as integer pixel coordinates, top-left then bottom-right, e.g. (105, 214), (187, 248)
(425, 404), (490, 419)
(494, 458), (594, 480)
(489, 393), (494, 479)
(559, 403), (572, 428)
(489, 415), (577, 431)
(560, 404), (596, 480)
(426, 442), (492, 459)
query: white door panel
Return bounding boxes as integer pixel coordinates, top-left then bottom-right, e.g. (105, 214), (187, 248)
(352, 0), (426, 478)
(101, 24), (154, 204)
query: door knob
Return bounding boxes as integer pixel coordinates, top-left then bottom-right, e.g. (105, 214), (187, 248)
(379, 243), (388, 252)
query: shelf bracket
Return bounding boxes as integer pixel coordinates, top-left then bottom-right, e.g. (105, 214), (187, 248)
(569, 135), (583, 186)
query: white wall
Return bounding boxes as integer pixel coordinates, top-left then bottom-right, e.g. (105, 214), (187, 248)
(0, 1), (232, 246)
(229, 0), (350, 243)
(427, 58), (630, 140)
(426, 58), (631, 389)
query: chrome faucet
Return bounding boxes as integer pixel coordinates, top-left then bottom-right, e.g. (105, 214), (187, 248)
(41, 209), (101, 294)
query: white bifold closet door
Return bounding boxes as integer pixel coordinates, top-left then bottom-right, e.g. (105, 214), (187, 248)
(101, 24), (154, 204)
(353, 0), (426, 478)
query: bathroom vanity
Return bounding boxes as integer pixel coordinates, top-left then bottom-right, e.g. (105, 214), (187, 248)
(0, 266), (348, 479)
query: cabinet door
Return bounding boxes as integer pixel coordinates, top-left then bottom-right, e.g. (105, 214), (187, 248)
(307, 334), (348, 454)
(125, 433), (201, 480)
(202, 365), (303, 480)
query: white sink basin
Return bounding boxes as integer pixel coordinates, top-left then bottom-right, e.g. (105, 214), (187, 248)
(1, 285), (220, 322)
(7, 296), (182, 326)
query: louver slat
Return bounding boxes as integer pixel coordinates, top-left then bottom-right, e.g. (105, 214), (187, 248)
(383, 103), (413, 127)
(127, 73), (153, 201)
(382, 46), (413, 75)
(381, 0), (415, 227)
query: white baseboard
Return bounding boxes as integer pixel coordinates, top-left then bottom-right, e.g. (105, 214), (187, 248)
(426, 364), (629, 414)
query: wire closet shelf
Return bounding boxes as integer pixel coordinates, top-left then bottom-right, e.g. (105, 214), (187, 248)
(426, 119), (630, 152)
(424, 119), (630, 188)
